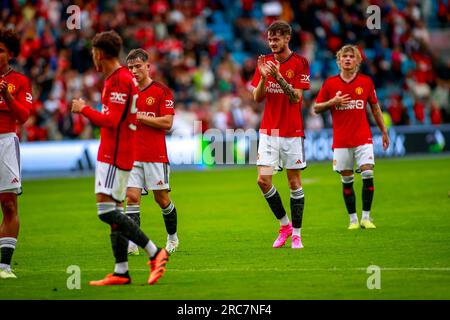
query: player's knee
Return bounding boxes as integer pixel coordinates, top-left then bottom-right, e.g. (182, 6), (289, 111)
(288, 179), (301, 190)
(257, 176), (271, 190)
(155, 195), (170, 209)
(361, 170), (374, 180)
(126, 189), (140, 204)
(126, 194), (139, 204)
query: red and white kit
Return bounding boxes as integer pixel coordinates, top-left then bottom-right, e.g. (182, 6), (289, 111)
(81, 66), (138, 201)
(0, 70), (32, 193)
(316, 73), (378, 171)
(128, 81), (175, 191)
(251, 53), (310, 170)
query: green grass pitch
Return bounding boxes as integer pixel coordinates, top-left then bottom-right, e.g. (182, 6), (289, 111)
(1, 156), (449, 299)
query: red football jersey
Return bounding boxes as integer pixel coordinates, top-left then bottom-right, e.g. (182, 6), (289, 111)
(81, 67), (138, 170)
(315, 73), (378, 149)
(135, 81), (174, 163)
(0, 69), (33, 134)
(251, 53), (310, 137)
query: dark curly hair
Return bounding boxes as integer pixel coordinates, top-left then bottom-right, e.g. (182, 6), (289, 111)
(0, 28), (21, 58)
(92, 30), (122, 58)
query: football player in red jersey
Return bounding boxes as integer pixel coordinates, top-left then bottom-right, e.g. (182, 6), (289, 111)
(251, 21), (310, 249)
(71, 31), (168, 286)
(124, 49), (179, 255)
(0, 28), (33, 279)
(314, 45), (390, 230)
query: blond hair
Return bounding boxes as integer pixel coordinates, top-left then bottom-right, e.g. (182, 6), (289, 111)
(336, 45), (362, 72)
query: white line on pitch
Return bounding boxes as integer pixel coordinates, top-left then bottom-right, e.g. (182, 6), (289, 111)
(20, 267), (450, 273)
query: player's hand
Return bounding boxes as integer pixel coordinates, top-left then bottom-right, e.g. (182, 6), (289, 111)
(136, 113), (144, 121)
(0, 80), (13, 101)
(0, 80), (6, 93)
(382, 131), (390, 150)
(257, 55), (269, 79)
(331, 91), (351, 106)
(266, 60), (281, 79)
(71, 98), (86, 113)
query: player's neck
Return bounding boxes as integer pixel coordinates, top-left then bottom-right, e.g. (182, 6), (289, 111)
(0, 65), (11, 77)
(102, 60), (122, 78)
(340, 70), (357, 82)
(274, 48), (292, 62)
(139, 77), (153, 90)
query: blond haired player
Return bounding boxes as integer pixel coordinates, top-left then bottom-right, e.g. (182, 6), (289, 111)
(314, 45), (389, 229)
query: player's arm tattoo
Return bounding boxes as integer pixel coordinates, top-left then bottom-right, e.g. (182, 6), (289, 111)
(276, 75), (300, 103)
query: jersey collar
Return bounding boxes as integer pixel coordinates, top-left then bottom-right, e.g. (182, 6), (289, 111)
(139, 80), (154, 92)
(275, 51), (293, 64)
(0, 67), (13, 78)
(338, 72), (359, 84)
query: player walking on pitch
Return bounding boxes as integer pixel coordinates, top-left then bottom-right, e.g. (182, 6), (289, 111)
(0, 28), (33, 279)
(71, 31), (168, 285)
(313, 44), (390, 229)
(125, 49), (179, 255)
(251, 21), (310, 249)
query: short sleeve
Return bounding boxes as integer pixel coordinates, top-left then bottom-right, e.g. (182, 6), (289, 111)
(294, 57), (310, 90)
(159, 88), (175, 116)
(315, 80), (330, 103)
(368, 79), (378, 105)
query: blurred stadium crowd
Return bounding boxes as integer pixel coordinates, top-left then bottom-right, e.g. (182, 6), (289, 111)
(1, 0), (449, 141)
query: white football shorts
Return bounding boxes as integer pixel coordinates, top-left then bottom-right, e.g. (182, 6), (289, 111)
(0, 133), (22, 194)
(257, 133), (306, 171)
(95, 161), (131, 202)
(333, 144), (375, 173)
(127, 161), (170, 193)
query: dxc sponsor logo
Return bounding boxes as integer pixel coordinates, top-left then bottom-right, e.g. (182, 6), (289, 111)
(26, 92), (33, 103)
(110, 92), (127, 104)
(165, 99), (174, 108)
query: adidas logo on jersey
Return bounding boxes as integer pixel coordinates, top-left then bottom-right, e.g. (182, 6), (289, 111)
(10, 177), (19, 184)
(156, 180), (164, 186)
(296, 159), (302, 164)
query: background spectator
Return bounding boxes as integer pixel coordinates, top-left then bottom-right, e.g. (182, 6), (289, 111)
(1, 0), (449, 141)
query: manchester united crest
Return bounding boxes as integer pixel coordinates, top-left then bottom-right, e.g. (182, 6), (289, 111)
(7, 83), (15, 93)
(286, 69), (295, 79)
(355, 87), (363, 95)
(146, 97), (155, 105)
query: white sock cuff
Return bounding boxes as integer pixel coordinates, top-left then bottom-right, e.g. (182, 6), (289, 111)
(362, 211), (371, 218)
(279, 215), (290, 226)
(114, 261), (128, 274)
(126, 204), (140, 214)
(168, 233), (178, 241)
(0, 263), (11, 271)
(162, 202), (175, 215)
(290, 188), (304, 199)
(263, 186), (276, 198)
(96, 202), (116, 215)
(341, 175), (355, 183)
(0, 237), (17, 249)
(145, 241), (158, 258)
(361, 170), (374, 179)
